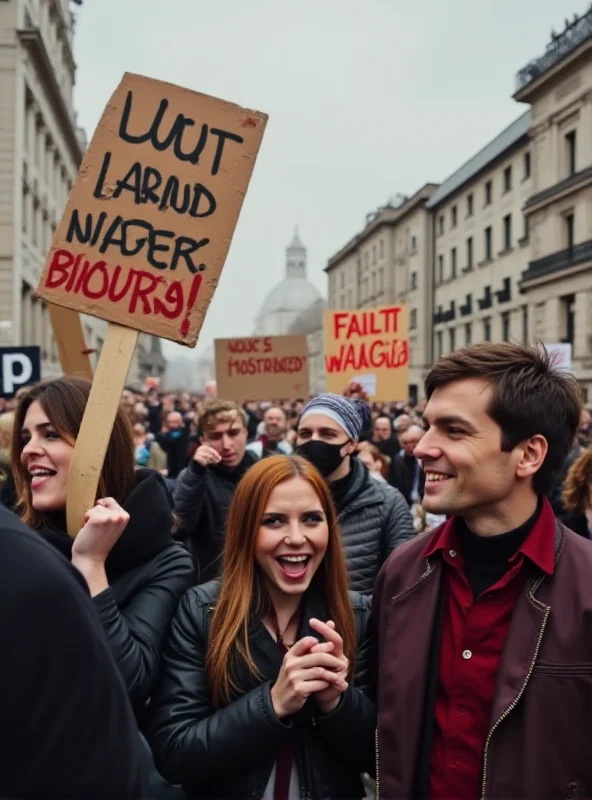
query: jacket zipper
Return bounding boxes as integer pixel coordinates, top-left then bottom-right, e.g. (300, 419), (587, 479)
(375, 727), (380, 799)
(480, 576), (550, 800)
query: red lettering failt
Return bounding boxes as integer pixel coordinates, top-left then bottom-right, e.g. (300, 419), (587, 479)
(333, 308), (401, 340)
(44, 248), (202, 337)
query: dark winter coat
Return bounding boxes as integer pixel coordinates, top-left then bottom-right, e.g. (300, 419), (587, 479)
(0, 504), (145, 799)
(37, 469), (195, 709)
(335, 456), (415, 594)
(156, 427), (191, 478)
(147, 580), (376, 800)
(173, 452), (258, 583)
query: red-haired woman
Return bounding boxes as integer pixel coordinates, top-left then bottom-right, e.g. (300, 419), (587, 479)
(148, 455), (375, 799)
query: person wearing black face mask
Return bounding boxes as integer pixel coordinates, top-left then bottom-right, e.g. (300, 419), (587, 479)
(296, 393), (414, 594)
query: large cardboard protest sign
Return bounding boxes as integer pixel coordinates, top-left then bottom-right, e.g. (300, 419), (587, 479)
(215, 335), (310, 401)
(35, 73), (267, 535)
(324, 305), (409, 401)
(37, 72), (267, 347)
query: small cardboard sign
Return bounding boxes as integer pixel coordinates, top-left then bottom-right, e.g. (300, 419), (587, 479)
(215, 335), (310, 401)
(324, 306), (409, 401)
(0, 346), (41, 398)
(36, 73), (267, 347)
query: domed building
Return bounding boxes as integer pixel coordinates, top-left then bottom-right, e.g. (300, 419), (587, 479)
(254, 229), (322, 335)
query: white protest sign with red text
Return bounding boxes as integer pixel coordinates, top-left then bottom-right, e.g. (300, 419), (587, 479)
(215, 335), (310, 401)
(324, 305), (409, 401)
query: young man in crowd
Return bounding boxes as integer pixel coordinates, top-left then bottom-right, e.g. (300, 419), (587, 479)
(371, 414), (400, 460)
(372, 342), (590, 799)
(157, 410), (191, 480)
(247, 405), (293, 459)
(390, 424), (425, 505)
(0, 503), (145, 798)
(173, 400), (258, 583)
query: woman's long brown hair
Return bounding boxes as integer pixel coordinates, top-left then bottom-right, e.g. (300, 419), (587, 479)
(562, 447), (592, 515)
(12, 377), (135, 528)
(206, 455), (356, 707)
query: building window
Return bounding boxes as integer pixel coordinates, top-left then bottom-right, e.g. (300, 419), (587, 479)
(410, 271), (417, 291)
(449, 327), (456, 352)
(372, 245), (376, 265)
(378, 267), (384, 292)
(522, 215), (529, 242)
(483, 318), (491, 342)
(439, 215), (444, 236)
(485, 180), (492, 206)
(467, 193), (474, 217)
(410, 309), (417, 330)
(484, 226), (492, 261)
(451, 206), (457, 228)
(436, 330), (443, 359)
(438, 254), (444, 283)
(348, 289), (353, 307)
(561, 294), (576, 345)
(364, 252), (369, 269)
(465, 322), (472, 345)
(451, 247), (457, 279)
(521, 305), (528, 345)
(524, 151), (531, 179)
(503, 214), (512, 250)
(503, 165), (512, 193)
(340, 271), (345, 289)
(467, 237), (473, 269)
(565, 213), (575, 253)
(501, 311), (510, 342)
(371, 273), (376, 297)
(411, 234), (417, 251)
(379, 239), (384, 259)
(565, 130), (577, 176)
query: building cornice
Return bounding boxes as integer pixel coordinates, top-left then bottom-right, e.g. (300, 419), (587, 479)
(325, 184), (437, 272)
(18, 26), (83, 166)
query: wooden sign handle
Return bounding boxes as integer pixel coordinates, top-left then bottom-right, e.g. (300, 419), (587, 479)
(48, 304), (94, 381)
(66, 322), (139, 537)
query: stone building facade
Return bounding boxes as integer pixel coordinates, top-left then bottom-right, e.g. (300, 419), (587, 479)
(0, 0), (164, 386)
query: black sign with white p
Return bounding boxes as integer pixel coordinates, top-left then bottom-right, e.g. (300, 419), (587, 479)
(0, 347), (41, 398)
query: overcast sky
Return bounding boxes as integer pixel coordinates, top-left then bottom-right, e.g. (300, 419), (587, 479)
(72, 0), (585, 363)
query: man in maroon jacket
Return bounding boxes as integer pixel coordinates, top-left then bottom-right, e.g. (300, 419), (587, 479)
(372, 342), (592, 800)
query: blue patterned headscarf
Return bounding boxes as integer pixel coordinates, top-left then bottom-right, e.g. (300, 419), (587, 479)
(299, 393), (371, 441)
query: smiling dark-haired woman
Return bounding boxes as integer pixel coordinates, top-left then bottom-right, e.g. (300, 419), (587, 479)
(11, 377), (195, 713)
(148, 455), (375, 800)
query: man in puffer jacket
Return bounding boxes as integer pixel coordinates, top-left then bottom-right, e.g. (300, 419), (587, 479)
(296, 393), (414, 594)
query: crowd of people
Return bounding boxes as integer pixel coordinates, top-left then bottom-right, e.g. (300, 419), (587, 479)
(1, 341), (592, 799)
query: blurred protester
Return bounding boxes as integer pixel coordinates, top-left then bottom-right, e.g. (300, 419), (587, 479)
(146, 389), (164, 436)
(390, 424), (426, 506)
(296, 393), (414, 594)
(247, 405), (293, 459)
(148, 455), (375, 799)
(560, 447), (592, 538)
(393, 413), (411, 436)
(577, 407), (591, 446)
(0, 410), (16, 509)
(120, 387), (137, 421)
(12, 378), (195, 712)
(243, 400), (260, 442)
(174, 400), (258, 583)
(0, 503), (145, 798)
(357, 442), (390, 483)
(372, 343), (588, 800)
(371, 414), (399, 460)
(133, 422), (168, 474)
(548, 430), (584, 516)
(157, 411), (191, 481)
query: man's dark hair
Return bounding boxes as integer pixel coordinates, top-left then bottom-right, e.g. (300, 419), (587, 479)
(425, 342), (582, 495)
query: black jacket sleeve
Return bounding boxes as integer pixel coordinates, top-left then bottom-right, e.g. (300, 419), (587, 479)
(173, 460), (208, 535)
(147, 589), (290, 788)
(313, 594), (376, 776)
(93, 544), (195, 706)
(0, 522), (145, 799)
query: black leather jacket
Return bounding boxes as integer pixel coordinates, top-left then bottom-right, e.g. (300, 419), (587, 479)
(147, 580), (376, 799)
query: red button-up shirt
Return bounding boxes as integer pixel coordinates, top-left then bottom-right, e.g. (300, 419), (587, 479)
(424, 500), (556, 800)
